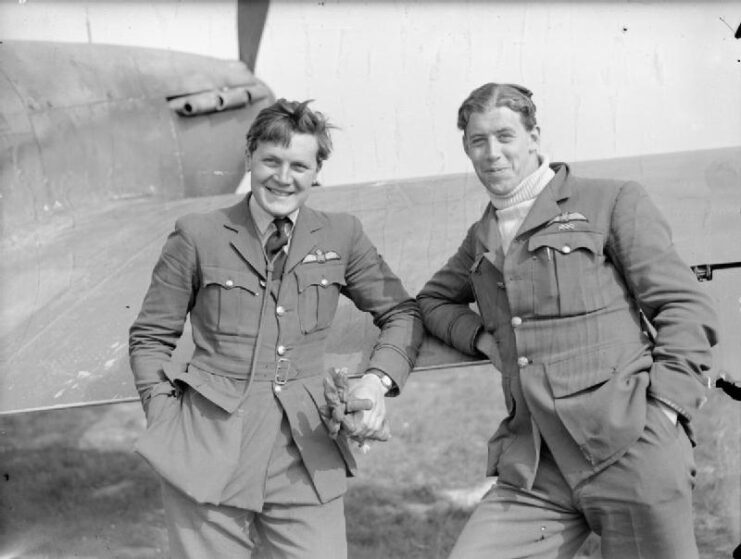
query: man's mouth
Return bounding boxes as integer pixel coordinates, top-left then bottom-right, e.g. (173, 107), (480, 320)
(265, 185), (293, 197)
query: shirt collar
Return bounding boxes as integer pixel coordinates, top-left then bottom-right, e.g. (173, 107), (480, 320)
(248, 195), (300, 238)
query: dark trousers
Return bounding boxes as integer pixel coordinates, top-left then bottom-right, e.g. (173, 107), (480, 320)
(160, 415), (347, 559)
(449, 401), (698, 559)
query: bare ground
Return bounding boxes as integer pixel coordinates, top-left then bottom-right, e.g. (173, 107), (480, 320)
(1, 366), (738, 558)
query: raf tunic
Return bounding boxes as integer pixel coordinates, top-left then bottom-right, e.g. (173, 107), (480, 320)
(129, 194), (423, 510)
(417, 163), (718, 489)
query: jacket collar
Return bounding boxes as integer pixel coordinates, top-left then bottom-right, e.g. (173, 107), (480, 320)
(515, 163), (573, 239)
(221, 194), (326, 278)
(474, 163), (572, 272)
(222, 195), (266, 277)
(475, 203), (505, 271)
(284, 206), (325, 274)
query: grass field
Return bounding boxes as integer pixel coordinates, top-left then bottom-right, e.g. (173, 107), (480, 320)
(1, 365), (738, 558)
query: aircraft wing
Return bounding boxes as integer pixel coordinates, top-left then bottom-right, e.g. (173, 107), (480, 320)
(571, 148), (741, 269)
(2, 147), (740, 413)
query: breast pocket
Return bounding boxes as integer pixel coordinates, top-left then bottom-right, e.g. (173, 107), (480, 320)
(198, 266), (262, 336)
(295, 264), (346, 334)
(527, 231), (605, 317)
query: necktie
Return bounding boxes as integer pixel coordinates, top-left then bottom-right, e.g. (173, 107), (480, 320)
(265, 217), (292, 278)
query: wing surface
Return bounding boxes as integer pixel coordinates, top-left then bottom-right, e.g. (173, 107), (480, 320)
(2, 147), (740, 413)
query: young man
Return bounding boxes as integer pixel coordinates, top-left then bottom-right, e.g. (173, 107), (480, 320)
(417, 83), (718, 559)
(129, 99), (423, 558)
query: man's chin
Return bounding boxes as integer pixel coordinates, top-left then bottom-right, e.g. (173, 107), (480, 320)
(254, 192), (294, 216)
(483, 181), (517, 197)
(269, 199), (303, 217)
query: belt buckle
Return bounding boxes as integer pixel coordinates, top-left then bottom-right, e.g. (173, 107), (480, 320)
(274, 358), (291, 386)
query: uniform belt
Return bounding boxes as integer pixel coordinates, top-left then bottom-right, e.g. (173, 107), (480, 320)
(250, 359), (321, 384)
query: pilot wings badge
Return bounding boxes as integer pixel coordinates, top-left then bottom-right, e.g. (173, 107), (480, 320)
(301, 249), (342, 264)
(547, 212), (588, 229)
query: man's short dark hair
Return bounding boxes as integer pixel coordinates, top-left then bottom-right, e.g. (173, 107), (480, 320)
(246, 99), (333, 166)
(457, 83), (537, 133)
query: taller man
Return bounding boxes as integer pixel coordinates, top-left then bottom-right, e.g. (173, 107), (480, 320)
(417, 83), (718, 559)
(129, 99), (423, 558)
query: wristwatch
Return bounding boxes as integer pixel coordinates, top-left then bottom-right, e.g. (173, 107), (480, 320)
(368, 370), (394, 393)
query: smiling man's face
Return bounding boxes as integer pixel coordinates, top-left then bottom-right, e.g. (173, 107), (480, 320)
(247, 133), (320, 217)
(463, 106), (541, 197)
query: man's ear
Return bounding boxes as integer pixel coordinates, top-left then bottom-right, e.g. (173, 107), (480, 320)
(245, 151), (252, 172)
(461, 134), (470, 156)
(311, 163), (322, 187)
(529, 126), (541, 152)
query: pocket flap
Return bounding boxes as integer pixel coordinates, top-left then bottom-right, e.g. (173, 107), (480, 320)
(295, 264), (346, 292)
(202, 265), (260, 294)
(528, 231), (604, 255)
(545, 361), (615, 398)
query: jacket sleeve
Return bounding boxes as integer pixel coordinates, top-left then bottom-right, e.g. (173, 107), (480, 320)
(340, 215), (423, 395)
(416, 222), (485, 357)
(129, 218), (198, 399)
(607, 181), (719, 422)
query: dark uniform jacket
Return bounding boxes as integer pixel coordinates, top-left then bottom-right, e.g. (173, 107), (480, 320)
(129, 196), (422, 508)
(417, 163), (718, 489)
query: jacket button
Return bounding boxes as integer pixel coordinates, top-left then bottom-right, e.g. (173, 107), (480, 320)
(320, 278), (329, 287)
(561, 245), (572, 254)
(277, 345), (286, 356)
(276, 306), (286, 316)
(259, 279), (266, 288)
(225, 279), (234, 288)
(511, 316), (522, 327)
(517, 356), (529, 367)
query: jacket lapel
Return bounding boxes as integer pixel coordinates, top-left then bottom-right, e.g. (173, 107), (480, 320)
(516, 164), (573, 239)
(284, 207), (324, 274)
(222, 195), (267, 279)
(475, 204), (505, 273)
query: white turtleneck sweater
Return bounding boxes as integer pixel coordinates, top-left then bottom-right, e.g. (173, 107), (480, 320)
(488, 156), (555, 254)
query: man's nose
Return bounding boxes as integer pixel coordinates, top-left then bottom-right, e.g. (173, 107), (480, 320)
(484, 138), (501, 159)
(274, 165), (292, 185)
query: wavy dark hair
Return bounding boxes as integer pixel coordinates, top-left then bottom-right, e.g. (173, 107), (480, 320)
(246, 98), (333, 167)
(457, 83), (537, 133)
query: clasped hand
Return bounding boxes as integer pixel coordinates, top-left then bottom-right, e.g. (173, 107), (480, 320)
(322, 368), (390, 444)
